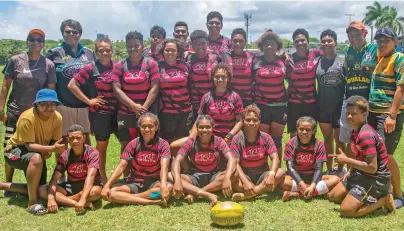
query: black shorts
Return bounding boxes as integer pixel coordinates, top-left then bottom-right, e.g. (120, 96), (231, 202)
(186, 171), (221, 188)
(367, 112), (404, 155)
(124, 180), (159, 194)
(246, 171), (268, 185)
(343, 171), (390, 205)
(117, 113), (138, 142)
(4, 146), (47, 185)
(160, 112), (192, 141)
(90, 112), (118, 141)
(300, 173), (314, 185)
(318, 105), (342, 128)
(58, 181), (85, 196)
(3, 112), (19, 148)
(287, 103), (318, 133)
(257, 104), (287, 126)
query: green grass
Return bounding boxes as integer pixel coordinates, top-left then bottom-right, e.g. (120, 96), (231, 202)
(0, 65), (404, 230)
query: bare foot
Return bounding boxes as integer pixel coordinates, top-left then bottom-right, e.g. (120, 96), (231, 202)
(85, 202), (94, 210)
(185, 194), (195, 204)
(282, 191), (299, 201)
(208, 194), (218, 207)
(384, 194), (396, 214)
(232, 193), (245, 201)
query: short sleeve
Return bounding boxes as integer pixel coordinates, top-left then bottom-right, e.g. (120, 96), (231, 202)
(111, 61), (123, 83)
(121, 139), (137, 161)
(283, 139), (295, 161)
(52, 113), (63, 141)
(2, 59), (15, 80)
(198, 93), (208, 115)
(159, 139), (171, 159)
(87, 147), (100, 169)
(265, 135), (277, 156)
(74, 63), (93, 85)
(216, 137), (233, 158)
(46, 60), (57, 84)
(315, 140), (327, 162)
(233, 93), (244, 114)
(16, 118), (35, 143)
(394, 55), (404, 86)
(358, 132), (377, 158)
(230, 135), (242, 159)
(149, 59), (160, 83)
(55, 151), (68, 173)
(177, 138), (194, 157)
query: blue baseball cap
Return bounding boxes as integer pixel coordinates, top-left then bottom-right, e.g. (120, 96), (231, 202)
(32, 89), (61, 105)
(374, 28), (397, 40)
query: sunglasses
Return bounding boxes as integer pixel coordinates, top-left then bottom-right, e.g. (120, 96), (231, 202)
(208, 21), (221, 26)
(28, 37), (44, 43)
(64, 30), (80, 35)
(175, 29), (187, 34)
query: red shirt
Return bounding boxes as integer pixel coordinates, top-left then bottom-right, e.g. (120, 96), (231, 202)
(121, 137), (171, 183)
(55, 145), (101, 185)
(198, 91), (244, 138)
(284, 137), (326, 175)
(231, 131), (277, 176)
(74, 60), (118, 113)
(178, 136), (234, 172)
(111, 57), (160, 115)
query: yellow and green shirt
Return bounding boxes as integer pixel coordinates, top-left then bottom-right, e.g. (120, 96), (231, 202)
(369, 51), (404, 113)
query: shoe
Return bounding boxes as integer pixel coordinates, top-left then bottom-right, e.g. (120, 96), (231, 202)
(393, 197), (404, 209)
(3, 190), (18, 198)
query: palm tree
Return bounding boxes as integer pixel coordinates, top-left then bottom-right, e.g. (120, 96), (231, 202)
(363, 1), (404, 36)
(379, 7), (404, 36)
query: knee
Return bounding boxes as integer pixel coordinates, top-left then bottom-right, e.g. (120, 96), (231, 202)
(339, 205), (356, 217)
(30, 154), (44, 167)
(89, 186), (101, 200)
(275, 169), (286, 182)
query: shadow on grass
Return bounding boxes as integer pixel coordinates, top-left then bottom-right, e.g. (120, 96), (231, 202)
(210, 222), (245, 229)
(331, 207), (391, 218)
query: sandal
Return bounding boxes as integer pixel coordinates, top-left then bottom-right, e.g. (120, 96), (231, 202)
(27, 204), (48, 215)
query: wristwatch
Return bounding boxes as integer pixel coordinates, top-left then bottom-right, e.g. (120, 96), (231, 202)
(387, 112), (397, 120)
(225, 133), (234, 140)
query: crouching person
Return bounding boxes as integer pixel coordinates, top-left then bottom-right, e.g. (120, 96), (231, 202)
(101, 113), (172, 206)
(327, 96), (395, 217)
(0, 89), (64, 215)
(171, 115), (237, 206)
(282, 116), (340, 201)
(39, 124), (102, 213)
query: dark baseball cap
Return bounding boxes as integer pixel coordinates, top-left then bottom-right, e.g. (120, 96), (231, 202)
(374, 28), (397, 40)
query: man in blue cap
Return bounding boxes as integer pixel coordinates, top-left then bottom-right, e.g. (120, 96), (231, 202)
(368, 28), (404, 209)
(0, 89), (65, 215)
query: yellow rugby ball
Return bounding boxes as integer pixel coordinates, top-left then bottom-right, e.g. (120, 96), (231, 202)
(210, 201), (245, 226)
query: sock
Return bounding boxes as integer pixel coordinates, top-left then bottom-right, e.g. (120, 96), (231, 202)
(315, 180), (329, 195)
(291, 180), (298, 192)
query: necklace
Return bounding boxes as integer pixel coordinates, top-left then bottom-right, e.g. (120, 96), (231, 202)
(26, 53), (41, 69)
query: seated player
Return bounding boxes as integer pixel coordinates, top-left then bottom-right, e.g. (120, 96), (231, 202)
(327, 96), (395, 217)
(171, 115), (237, 206)
(101, 113), (172, 206)
(231, 105), (286, 201)
(39, 124), (102, 213)
(282, 116), (340, 201)
(0, 89), (64, 215)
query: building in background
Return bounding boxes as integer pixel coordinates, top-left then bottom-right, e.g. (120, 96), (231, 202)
(398, 36), (404, 53)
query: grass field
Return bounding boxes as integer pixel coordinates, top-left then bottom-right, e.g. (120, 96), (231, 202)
(0, 65), (403, 231)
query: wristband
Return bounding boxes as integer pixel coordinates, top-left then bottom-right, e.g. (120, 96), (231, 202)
(225, 132), (234, 140)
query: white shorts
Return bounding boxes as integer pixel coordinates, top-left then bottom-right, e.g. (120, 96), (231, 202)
(339, 99), (353, 143)
(57, 105), (91, 136)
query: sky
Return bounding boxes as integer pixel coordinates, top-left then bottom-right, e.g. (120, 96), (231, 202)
(0, 0), (403, 43)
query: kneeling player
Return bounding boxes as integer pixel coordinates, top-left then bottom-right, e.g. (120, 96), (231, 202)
(172, 115), (237, 206)
(231, 105), (285, 201)
(39, 125), (102, 213)
(327, 96), (395, 217)
(282, 116), (340, 201)
(101, 113), (171, 206)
